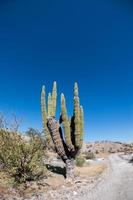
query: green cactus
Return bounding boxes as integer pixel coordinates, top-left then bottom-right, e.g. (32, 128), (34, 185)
(41, 86), (51, 144)
(61, 93), (74, 152)
(51, 81), (57, 116)
(79, 105), (84, 148)
(48, 93), (52, 117)
(41, 82), (57, 149)
(73, 82), (81, 149)
(41, 81), (84, 178)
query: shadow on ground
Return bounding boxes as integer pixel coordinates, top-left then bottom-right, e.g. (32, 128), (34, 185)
(46, 164), (66, 178)
(129, 157), (133, 164)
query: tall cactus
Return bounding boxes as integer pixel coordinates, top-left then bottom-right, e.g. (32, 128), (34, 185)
(79, 106), (84, 148)
(41, 86), (51, 144)
(41, 82), (57, 149)
(73, 82), (81, 149)
(51, 81), (57, 116)
(61, 93), (74, 152)
(41, 82), (84, 179)
(48, 93), (52, 117)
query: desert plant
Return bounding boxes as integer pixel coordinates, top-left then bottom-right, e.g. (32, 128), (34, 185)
(0, 129), (47, 184)
(85, 152), (95, 159)
(95, 150), (99, 154)
(41, 83), (57, 150)
(41, 82), (84, 179)
(75, 155), (85, 167)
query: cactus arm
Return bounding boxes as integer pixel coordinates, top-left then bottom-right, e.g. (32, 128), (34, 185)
(41, 86), (50, 140)
(61, 93), (74, 152)
(79, 106), (84, 148)
(51, 81), (57, 117)
(48, 93), (52, 117)
(73, 82), (81, 149)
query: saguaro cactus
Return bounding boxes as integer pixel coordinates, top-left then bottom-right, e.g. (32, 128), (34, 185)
(41, 81), (84, 178)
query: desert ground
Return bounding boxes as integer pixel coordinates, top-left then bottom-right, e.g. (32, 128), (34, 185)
(41, 153), (133, 200)
(0, 142), (133, 200)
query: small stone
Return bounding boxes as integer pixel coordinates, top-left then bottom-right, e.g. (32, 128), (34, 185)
(73, 191), (77, 195)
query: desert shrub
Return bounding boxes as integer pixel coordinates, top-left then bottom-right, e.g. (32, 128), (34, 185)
(75, 155), (85, 167)
(0, 129), (47, 184)
(108, 147), (115, 153)
(85, 152), (95, 160)
(95, 150), (99, 154)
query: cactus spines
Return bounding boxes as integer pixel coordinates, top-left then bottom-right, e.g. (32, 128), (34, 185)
(48, 93), (52, 117)
(51, 81), (57, 117)
(61, 93), (74, 152)
(74, 82), (81, 149)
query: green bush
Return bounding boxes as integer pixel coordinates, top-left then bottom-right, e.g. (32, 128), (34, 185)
(75, 155), (85, 167)
(95, 150), (99, 154)
(85, 152), (95, 160)
(0, 129), (47, 184)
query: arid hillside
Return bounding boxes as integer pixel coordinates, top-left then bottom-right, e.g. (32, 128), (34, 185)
(84, 141), (133, 154)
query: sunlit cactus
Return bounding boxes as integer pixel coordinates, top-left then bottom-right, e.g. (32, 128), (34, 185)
(41, 82), (57, 148)
(51, 81), (57, 116)
(61, 93), (74, 152)
(41, 81), (84, 178)
(73, 82), (81, 148)
(79, 105), (84, 148)
(41, 86), (51, 143)
(48, 93), (52, 117)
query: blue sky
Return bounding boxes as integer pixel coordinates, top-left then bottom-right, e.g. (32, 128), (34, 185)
(0, 0), (133, 141)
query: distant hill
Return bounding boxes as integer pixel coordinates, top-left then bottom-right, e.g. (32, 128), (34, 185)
(84, 141), (133, 154)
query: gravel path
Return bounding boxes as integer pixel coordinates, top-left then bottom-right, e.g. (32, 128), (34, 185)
(82, 154), (133, 200)
(43, 154), (133, 200)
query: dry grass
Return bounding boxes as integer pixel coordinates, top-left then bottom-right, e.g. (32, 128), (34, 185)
(96, 152), (111, 158)
(75, 163), (107, 178)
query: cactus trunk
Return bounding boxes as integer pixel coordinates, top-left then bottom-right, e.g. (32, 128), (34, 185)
(65, 159), (75, 179)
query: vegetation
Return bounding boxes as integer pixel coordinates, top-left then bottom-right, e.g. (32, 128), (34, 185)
(85, 152), (95, 160)
(41, 81), (84, 178)
(0, 128), (47, 185)
(75, 155), (85, 167)
(41, 83), (57, 149)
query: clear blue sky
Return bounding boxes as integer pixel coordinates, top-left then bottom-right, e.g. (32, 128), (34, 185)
(0, 0), (133, 141)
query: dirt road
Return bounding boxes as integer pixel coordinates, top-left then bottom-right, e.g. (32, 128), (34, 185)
(80, 154), (133, 200)
(42, 154), (133, 200)
(18, 154), (133, 200)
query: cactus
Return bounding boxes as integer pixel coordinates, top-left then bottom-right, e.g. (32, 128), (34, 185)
(61, 93), (74, 152)
(48, 93), (52, 117)
(41, 86), (51, 144)
(41, 82), (84, 179)
(79, 106), (84, 148)
(41, 82), (57, 149)
(73, 82), (81, 148)
(51, 81), (57, 116)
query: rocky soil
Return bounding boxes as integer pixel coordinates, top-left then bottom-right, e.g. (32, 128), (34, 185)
(41, 154), (133, 200)
(85, 141), (133, 154)
(1, 154), (133, 200)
